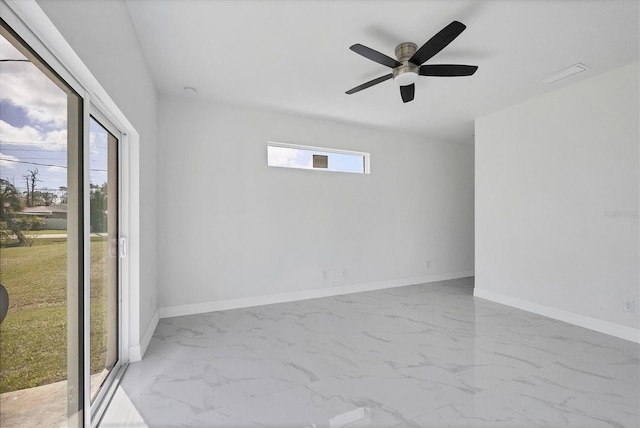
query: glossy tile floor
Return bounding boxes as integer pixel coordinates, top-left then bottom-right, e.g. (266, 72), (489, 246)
(119, 278), (639, 427)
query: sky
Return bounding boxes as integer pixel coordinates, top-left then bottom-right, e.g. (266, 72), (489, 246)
(268, 145), (365, 174)
(0, 33), (109, 201)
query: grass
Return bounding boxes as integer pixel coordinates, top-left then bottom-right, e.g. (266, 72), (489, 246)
(0, 229), (69, 237)
(30, 229), (68, 235)
(0, 237), (112, 393)
(0, 236), (68, 248)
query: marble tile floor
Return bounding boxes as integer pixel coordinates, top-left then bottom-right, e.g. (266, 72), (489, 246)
(116, 277), (639, 427)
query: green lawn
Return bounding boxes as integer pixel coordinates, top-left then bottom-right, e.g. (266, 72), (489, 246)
(0, 236), (68, 248)
(31, 229), (68, 235)
(0, 237), (110, 393)
(0, 228), (65, 238)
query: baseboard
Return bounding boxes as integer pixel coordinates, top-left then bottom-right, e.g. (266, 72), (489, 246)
(474, 288), (640, 344)
(159, 270), (475, 319)
(129, 310), (159, 362)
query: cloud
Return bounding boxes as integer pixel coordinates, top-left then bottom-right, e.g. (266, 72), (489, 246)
(46, 165), (66, 173)
(0, 36), (67, 128)
(90, 130), (107, 155)
(0, 34), (26, 61)
(0, 120), (67, 151)
(267, 146), (312, 169)
(0, 152), (19, 169)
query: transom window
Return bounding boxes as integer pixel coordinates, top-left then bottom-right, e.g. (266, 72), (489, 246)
(267, 142), (370, 174)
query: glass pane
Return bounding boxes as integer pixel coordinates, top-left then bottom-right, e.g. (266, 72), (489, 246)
(0, 25), (83, 427)
(89, 117), (118, 402)
(267, 144), (368, 174)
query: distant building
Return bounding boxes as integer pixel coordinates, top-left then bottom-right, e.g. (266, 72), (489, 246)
(19, 204), (67, 230)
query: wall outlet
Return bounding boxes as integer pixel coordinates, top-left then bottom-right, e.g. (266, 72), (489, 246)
(341, 268), (347, 278)
(624, 300), (635, 313)
(322, 270), (328, 280)
(426, 260), (431, 270)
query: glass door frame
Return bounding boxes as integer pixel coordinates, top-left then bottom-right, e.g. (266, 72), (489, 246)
(86, 108), (126, 426)
(0, 15), (86, 426)
(0, 3), (134, 426)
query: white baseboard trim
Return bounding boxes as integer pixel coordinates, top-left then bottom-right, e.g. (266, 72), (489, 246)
(474, 289), (640, 344)
(129, 310), (159, 362)
(159, 270), (475, 319)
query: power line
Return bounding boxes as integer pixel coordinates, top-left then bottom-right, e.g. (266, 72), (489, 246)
(0, 148), (66, 152)
(0, 140), (67, 146)
(0, 141), (113, 149)
(0, 158), (65, 168)
(0, 157), (107, 172)
(5, 157), (66, 160)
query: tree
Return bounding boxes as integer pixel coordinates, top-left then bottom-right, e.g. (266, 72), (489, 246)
(23, 168), (41, 207)
(58, 186), (68, 204)
(0, 178), (28, 246)
(22, 174), (30, 207)
(32, 190), (56, 206)
(0, 178), (22, 219)
(90, 182), (108, 233)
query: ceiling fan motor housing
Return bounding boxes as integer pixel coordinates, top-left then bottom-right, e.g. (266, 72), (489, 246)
(393, 42), (419, 86)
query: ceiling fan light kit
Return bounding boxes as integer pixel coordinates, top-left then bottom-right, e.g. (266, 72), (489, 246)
(346, 20), (478, 103)
(392, 42), (419, 86)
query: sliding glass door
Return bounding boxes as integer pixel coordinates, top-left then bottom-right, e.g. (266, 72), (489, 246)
(0, 17), (123, 428)
(0, 21), (84, 427)
(88, 115), (120, 409)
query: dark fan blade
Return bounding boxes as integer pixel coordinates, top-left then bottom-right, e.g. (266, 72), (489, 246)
(400, 84), (415, 103)
(409, 21), (466, 65)
(419, 64), (478, 76)
(350, 44), (401, 68)
(346, 74), (393, 94)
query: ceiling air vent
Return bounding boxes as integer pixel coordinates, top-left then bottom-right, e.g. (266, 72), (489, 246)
(537, 63), (589, 84)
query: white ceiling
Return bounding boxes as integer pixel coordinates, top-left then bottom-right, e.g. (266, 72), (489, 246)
(124, 0), (639, 144)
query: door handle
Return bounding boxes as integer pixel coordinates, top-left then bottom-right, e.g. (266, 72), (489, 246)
(119, 237), (127, 258)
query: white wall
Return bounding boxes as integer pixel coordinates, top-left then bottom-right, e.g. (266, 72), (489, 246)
(36, 0), (159, 349)
(158, 95), (474, 313)
(475, 62), (639, 339)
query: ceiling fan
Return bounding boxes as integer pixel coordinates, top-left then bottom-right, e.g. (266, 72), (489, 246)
(346, 21), (478, 103)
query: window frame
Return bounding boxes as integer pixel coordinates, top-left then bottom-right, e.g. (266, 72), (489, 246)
(267, 141), (371, 174)
(87, 109), (124, 424)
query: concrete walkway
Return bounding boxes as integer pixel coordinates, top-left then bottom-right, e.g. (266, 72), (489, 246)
(1, 380), (68, 427)
(0, 371), (109, 428)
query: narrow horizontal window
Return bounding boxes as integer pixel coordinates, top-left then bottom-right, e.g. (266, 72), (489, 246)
(267, 142), (369, 174)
